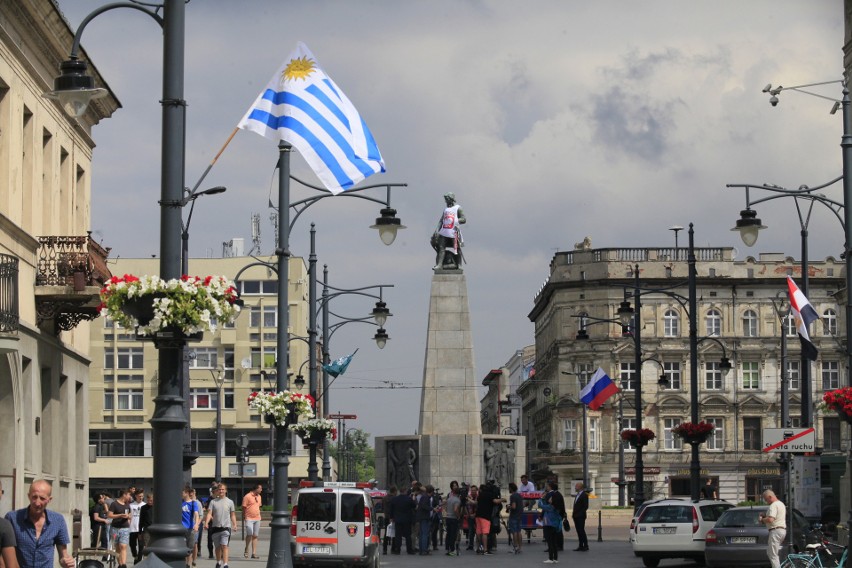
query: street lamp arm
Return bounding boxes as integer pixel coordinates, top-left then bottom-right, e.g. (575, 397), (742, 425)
(233, 260), (278, 282)
(68, 2), (164, 59)
(727, 180), (846, 230)
(278, 178), (407, 239)
(326, 315), (376, 342)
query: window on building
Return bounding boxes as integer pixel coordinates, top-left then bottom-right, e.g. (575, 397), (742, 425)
(620, 362), (636, 391)
(103, 373), (143, 383)
(663, 418), (683, 450)
(664, 309), (679, 337)
(238, 280), (279, 295)
(190, 430), (217, 456)
(789, 416), (802, 428)
(706, 418), (723, 450)
(743, 417), (761, 450)
(190, 388), (235, 410)
(250, 305), (278, 328)
(577, 312), (588, 333)
(105, 388), (144, 411)
(663, 362), (681, 390)
(822, 361), (841, 391)
(622, 417), (637, 451)
(190, 347), (218, 369)
(251, 347), (277, 369)
(588, 418), (600, 451)
(785, 315), (797, 337)
(823, 309), (838, 336)
(743, 309), (758, 337)
(741, 361), (760, 390)
(105, 347), (144, 370)
(89, 430), (145, 457)
(563, 419), (578, 451)
(824, 417), (841, 451)
(786, 360), (800, 391)
(223, 348), (235, 381)
(704, 362), (723, 390)
(705, 309), (721, 336)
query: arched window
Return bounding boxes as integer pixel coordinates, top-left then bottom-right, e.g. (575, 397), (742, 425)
(705, 309), (721, 336)
(824, 309), (838, 336)
(742, 309), (758, 337)
(664, 309), (679, 337)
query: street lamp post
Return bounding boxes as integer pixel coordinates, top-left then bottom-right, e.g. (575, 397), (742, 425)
(180, 186), (226, 486)
(564, 371), (589, 488)
(727, 177), (846, 427)
(316, 266), (393, 479)
(265, 144), (405, 568)
(210, 368), (225, 481)
(732, 77), (852, 546)
(46, 2), (189, 566)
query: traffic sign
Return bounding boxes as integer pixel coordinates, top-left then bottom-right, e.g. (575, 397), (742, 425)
(229, 463), (258, 476)
(326, 414), (357, 419)
(762, 428), (815, 453)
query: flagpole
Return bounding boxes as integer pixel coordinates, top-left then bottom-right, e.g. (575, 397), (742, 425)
(187, 127), (240, 196)
(268, 140), (294, 568)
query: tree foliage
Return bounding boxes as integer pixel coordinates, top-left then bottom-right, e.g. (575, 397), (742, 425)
(330, 428), (375, 481)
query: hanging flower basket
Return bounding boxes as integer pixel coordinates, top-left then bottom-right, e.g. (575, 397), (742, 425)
(248, 391), (314, 427)
(823, 387), (852, 425)
(289, 418), (338, 442)
(672, 421), (715, 444)
(99, 274), (241, 336)
(621, 428), (656, 447)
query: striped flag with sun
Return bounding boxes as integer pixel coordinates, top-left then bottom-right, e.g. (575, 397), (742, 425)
(238, 42), (385, 194)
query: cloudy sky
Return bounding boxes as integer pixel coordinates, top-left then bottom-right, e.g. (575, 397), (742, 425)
(58, 1), (844, 439)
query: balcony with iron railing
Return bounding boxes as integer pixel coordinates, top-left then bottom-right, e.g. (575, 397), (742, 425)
(0, 253), (19, 351)
(34, 234), (112, 332)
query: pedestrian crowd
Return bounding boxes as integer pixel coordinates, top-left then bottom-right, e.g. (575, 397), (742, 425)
(380, 473), (585, 563)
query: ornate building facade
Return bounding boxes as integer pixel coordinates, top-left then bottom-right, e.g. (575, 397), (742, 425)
(526, 245), (845, 507)
(0, 0), (117, 536)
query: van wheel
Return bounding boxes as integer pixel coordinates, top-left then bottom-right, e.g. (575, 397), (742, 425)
(642, 557), (660, 568)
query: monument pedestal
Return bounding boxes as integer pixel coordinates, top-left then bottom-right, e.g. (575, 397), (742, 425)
(376, 271), (525, 490)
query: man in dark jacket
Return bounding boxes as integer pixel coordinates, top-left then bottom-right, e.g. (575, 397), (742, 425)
(387, 490), (415, 555)
(572, 482), (589, 551)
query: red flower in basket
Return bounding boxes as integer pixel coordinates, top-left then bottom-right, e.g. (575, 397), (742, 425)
(672, 421), (715, 442)
(621, 428), (656, 447)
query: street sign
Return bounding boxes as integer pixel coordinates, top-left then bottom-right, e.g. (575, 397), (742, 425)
(229, 463), (258, 476)
(326, 414), (357, 419)
(761, 427), (816, 453)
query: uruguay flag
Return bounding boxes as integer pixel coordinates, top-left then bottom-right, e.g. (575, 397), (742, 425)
(580, 367), (620, 411)
(787, 276), (819, 361)
(238, 42), (385, 194)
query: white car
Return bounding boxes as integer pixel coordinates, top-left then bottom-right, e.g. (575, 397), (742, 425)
(631, 498), (734, 568)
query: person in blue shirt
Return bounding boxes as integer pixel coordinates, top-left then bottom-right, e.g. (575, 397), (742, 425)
(5, 480), (74, 568)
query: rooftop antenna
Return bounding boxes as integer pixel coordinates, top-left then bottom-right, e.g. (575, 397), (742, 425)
(249, 213), (261, 255)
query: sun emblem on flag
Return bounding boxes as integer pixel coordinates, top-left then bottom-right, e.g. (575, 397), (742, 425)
(282, 56), (316, 81)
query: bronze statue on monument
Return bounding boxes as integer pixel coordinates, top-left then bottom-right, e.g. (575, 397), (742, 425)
(431, 192), (466, 270)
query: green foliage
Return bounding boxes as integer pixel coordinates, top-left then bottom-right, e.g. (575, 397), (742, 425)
(738, 500), (762, 506)
(330, 428), (375, 481)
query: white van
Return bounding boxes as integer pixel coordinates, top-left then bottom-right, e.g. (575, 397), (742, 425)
(290, 481), (380, 568)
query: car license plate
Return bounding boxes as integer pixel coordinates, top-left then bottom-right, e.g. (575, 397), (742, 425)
(302, 546), (332, 554)
(653, 527), (676, 534)
(730, 537), (757, 544)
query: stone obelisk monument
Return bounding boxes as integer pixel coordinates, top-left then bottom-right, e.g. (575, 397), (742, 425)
(375, 194), (523, 491)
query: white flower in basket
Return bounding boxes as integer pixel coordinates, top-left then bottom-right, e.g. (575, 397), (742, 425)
(289, 418), (338, 441)
(247, 391), (315, 426)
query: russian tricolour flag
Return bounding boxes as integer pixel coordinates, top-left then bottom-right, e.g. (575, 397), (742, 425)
(580, 368), (620, 410)
(787, 276), (819, 361)
(238, 42), (385, 194)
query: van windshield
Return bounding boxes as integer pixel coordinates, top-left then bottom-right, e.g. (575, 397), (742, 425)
(341, 493), (364, 522)
(299, 494), (335, 522)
